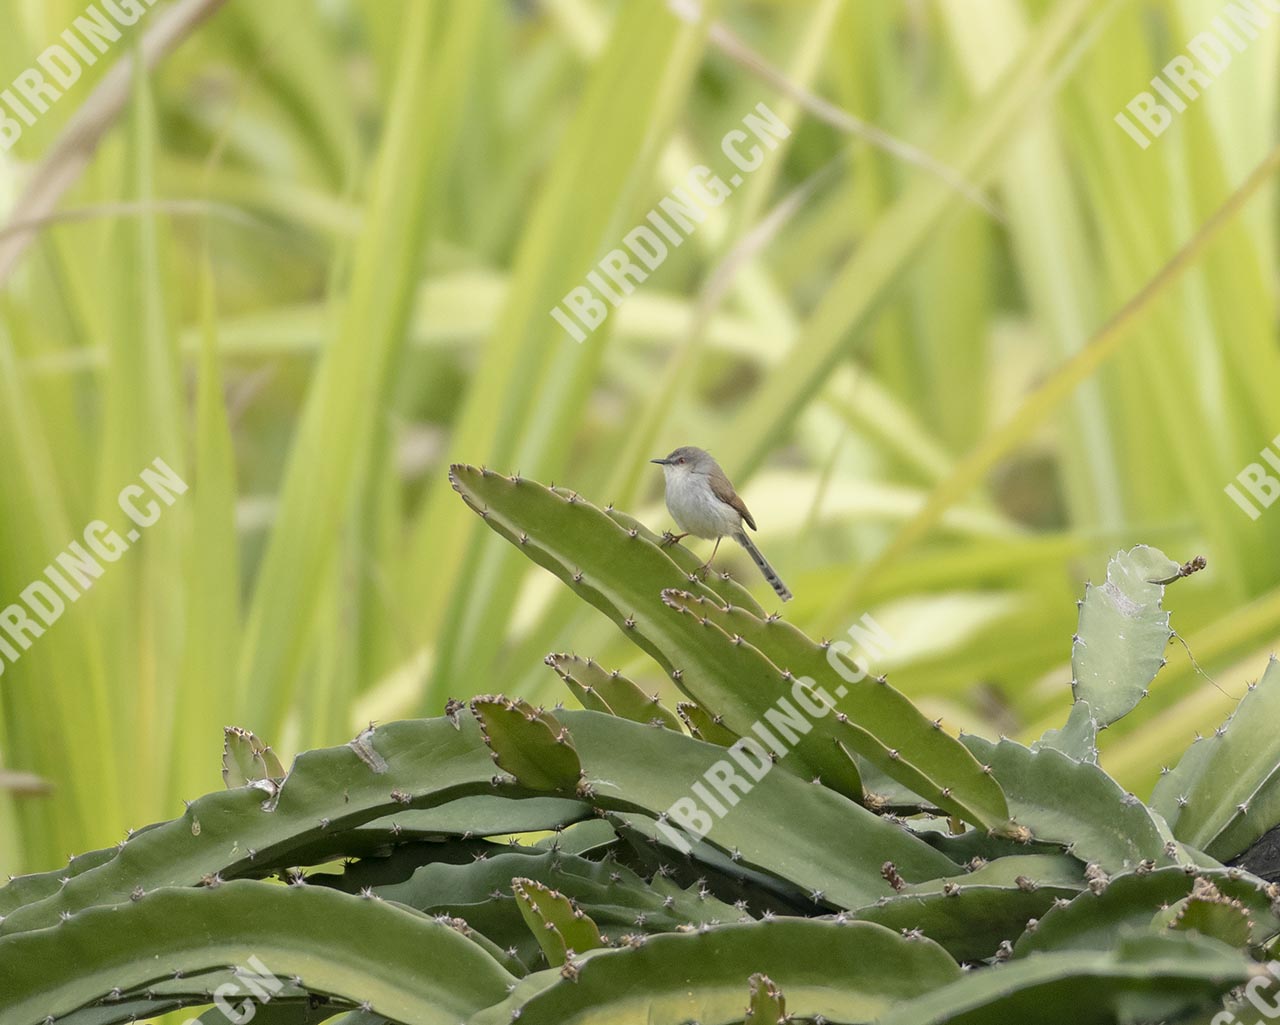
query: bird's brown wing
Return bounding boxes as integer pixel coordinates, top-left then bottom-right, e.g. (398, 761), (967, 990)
(709, 465), (756, 531)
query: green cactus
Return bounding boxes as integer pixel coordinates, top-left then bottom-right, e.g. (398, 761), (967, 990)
(604, 811), (818, 915)
(674, 700), (739, 745)
(661, 587), (1009, 828)
(466, 919), (961, 1025)
(0, 880), (518, 1025)
(1070, 545), (1179, 727)
(451, 466), (1009, 831)
(1035, 545), (1182, 763)
(470, 695), (583, 794)
(347, 847), (736, 962)
(1160, 656), (1280, 860)
(450, 466), (855, 797)
(1032, 700), (1098, 762)
(600, 502), (768, 617)
(1151, 730), (1218, 826)
(960, 734), (1186, 872)
(536, 817), (618, 856)
(558, 710), (960, 905)
(544, 653), (681, 729)
(0, 716), (513, 936)
(902, 853), (1086, 892)
(512, 877), (606, 965)
(744, 973), (785, 1024)
(851, 858), (1084, 962)
(1154, 877), (1254, 949)
(221, 725), (285, 788)
(0, 844), (120, 918)
(64, 999), (191, 1025)
(1014, 866), (1280, 957)
(889, 932), (1253, 1025)
(849, 885), (1070, 962)
(8, 475), (1280, 1025)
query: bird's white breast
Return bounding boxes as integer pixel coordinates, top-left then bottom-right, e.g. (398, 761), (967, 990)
(663, 470), (741, 540)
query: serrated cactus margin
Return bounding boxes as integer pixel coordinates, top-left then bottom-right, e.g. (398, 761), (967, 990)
(1070, 545), (1178, 728)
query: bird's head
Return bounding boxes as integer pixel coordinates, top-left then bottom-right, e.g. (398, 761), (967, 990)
(650, 446), (711, 480)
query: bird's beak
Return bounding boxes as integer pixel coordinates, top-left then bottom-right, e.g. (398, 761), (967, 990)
(650, 457), (670, 465)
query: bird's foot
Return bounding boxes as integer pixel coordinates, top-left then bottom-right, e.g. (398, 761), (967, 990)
(660, 531), (688, 549)
(695, 561), (714, 581)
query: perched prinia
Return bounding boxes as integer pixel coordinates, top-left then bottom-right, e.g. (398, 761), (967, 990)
(651, 445), (792, 602)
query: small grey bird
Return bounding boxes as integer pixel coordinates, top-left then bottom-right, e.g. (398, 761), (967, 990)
(651, 446), (792, 602)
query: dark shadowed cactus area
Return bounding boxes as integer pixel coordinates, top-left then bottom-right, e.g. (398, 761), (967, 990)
(4, 475), (1280, 1025)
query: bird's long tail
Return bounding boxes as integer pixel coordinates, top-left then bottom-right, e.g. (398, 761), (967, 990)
(733, 530), (792, 602)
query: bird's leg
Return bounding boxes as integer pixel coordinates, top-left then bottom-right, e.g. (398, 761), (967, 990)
(696, 536), (722, 580)
(660, 531), (689, 548)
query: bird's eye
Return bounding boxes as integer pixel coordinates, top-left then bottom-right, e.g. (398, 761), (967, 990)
(677, 457), (685, 464)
